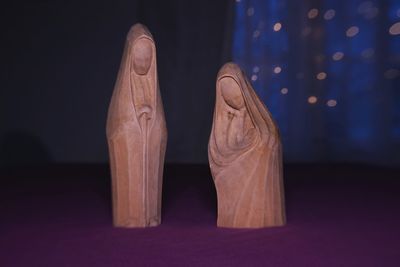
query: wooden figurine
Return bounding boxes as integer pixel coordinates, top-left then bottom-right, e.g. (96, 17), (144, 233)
(106, 24), (167, 227)
(208, 63), (286, 228)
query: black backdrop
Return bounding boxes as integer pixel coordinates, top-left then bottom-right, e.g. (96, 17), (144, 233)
(1, 0), (234, 166)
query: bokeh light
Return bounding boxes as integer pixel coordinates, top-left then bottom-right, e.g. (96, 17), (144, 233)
(346, 26), (359, 37)
(232, 0), (400, 162)
(316, 72), (327, 80)
(389, 22), (400, 35)
(308, 8), (319, 19)
(324, 9), (336, 20)
(273, 22), (282, 32)
(308, 96), (318, 104)
(274, 66), (282, 74)
(327, 99), (337, 107)
(332, 52), (344, 61)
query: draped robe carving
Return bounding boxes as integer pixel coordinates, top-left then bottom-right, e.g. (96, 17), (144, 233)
(208, 63), (285, 228)
(106, 24), (167, 227)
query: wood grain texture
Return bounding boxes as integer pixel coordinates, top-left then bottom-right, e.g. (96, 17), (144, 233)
(208, 63), (286, 228)
(106, 24), (167, 227)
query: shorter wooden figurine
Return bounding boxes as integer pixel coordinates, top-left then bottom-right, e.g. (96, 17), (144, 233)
(208, 63), (286, 228)
(106, 24), (167, 227)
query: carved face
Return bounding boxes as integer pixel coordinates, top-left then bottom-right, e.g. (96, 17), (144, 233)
(132, 38), (153, 75)
(220, 76), (245, 110)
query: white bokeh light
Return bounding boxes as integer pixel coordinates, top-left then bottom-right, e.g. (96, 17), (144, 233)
(346, 26), (359, 37)
(274, 66), (282, 74)
(324, 9), (336, 20)
(317, 72), (327, 80)
(273, 22), (282, 32)
(389, 22), (400, 35)
(332, 52), (344, 61)
(281, 88), (288, 95)
(308, 8), (319, 19)
(308, 96), (318, 104)
(327, 99), (337, 107)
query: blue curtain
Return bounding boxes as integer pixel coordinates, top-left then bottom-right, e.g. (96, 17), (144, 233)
(233, 0), (400, 164)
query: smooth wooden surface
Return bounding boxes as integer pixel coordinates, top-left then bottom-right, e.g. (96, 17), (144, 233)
(106, 24), (167, 227)
(208, 63), (286, 228)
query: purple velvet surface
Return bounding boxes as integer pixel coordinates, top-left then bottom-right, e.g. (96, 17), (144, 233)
(1, 164), (399, 266)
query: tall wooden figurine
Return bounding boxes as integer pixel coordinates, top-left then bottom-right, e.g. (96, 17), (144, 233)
(106, 24), (167, 227)
(208, 63), (285, 228)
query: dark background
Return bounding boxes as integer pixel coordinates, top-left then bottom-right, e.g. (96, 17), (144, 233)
(1, 0), (233, 166)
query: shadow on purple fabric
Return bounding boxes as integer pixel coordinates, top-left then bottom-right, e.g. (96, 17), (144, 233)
(0, 164), (399, 266)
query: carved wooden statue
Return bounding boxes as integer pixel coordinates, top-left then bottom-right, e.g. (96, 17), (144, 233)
(106, 24), (167, 227)
(208, 63), (286, 228)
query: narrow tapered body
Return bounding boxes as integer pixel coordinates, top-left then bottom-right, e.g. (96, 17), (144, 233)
(208, 63), (285, 228)
(106, 24), (167, 227)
